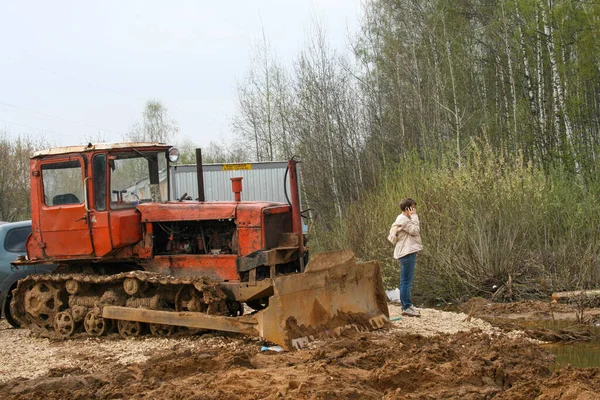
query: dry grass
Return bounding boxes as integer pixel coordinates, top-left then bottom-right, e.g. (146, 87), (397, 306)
(314, 142), (600, 304)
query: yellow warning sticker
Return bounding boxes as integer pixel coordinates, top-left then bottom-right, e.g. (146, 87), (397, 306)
(222, 163), (252, 171)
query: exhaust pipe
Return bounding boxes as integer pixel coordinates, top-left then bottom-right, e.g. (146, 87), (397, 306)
(195, 149), (205, 202)
(287, 158), (304, 269)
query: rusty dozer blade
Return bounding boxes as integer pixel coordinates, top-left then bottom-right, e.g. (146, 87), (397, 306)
(254, 250), (390, 350)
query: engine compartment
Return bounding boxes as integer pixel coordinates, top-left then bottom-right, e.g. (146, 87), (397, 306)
(152, 220), (237, 255)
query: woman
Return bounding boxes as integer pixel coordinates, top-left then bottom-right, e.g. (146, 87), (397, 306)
(387, 198), (423, 317)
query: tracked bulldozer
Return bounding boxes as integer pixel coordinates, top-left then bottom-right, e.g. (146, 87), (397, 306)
(11, 143), (388, 350)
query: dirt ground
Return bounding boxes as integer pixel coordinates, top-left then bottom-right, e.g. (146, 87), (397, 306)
(1, 301), (599, 399)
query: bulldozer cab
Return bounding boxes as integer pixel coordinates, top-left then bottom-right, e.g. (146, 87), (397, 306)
(27, 143), (174, 260)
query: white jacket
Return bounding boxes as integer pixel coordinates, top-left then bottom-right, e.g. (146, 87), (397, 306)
(388, 213), (423, 259)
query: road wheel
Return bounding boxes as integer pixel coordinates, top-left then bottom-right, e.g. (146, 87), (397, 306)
(54, 310), (76, 338)
(84, 307), (109, 336)
(118, 320), (144, 338)
(149, 323), (175, 337)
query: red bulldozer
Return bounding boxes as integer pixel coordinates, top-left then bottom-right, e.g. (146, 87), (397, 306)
(11, 142), (388, 349)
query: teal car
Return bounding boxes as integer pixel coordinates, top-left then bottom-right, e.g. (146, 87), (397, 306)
(0, 220), (56, 327)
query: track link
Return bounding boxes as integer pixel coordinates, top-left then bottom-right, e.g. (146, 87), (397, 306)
(10, 271), (230, 339)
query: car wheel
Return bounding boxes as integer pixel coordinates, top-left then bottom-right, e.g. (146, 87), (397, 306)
(3, 285), (21, 328)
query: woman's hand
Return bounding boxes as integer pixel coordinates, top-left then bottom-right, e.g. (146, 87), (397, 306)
(407, 206), (417, 216)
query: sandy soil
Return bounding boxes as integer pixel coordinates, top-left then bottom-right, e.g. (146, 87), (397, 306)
(0, 302), (598, 399)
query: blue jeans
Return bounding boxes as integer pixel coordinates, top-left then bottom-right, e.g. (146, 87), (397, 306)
(399, 252), (417, 310)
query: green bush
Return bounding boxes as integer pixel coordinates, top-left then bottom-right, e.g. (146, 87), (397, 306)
(312, 141), (600, 304)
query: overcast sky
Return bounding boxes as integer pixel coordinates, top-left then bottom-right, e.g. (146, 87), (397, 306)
(0, 1), (362, 149)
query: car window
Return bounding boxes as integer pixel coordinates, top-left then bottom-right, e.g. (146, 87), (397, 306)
(4, 226), (30, 253)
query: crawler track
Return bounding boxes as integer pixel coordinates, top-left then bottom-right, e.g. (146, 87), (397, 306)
(10, 271), (232, 339)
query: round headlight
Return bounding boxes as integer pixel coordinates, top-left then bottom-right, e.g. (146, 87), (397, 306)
(168, 147), (180, 163)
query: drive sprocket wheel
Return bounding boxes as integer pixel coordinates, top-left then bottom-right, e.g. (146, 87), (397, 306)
(118, 320), (144, 338)
(24, 281), (65, 329)
(54, 310), (76, 338)
(84, 307), (109, 336)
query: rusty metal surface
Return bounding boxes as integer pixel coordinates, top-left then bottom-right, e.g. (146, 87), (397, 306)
(303, 249), (355, 272)
(143, 254), (239, 281)
(220, 280), (273, 302)
(287, 159), (304, 263)
(32, 142), (170, 158)
(103, 306), (260, 335)
(137, 202), (237, 222)
(254, 250), (390, 350)
(237, 248), (299, 273)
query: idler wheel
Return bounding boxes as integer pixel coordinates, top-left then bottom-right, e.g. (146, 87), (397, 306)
(54, 310), (75, 338)
(84, 307), (109, 337)
(149, 323), (175, 337)
(24, 282), (65, 329)
(118, 320), (144, 338)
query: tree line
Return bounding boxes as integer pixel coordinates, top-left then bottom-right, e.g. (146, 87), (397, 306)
(232, 0), (600, 226)
(227, 0), (600, 298)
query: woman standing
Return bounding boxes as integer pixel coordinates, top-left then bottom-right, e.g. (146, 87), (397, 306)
(388, 198), (423, 317)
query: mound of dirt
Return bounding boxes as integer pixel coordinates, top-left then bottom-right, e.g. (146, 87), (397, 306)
(0, 330), (553, 399)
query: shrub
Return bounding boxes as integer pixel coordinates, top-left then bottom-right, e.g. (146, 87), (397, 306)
(313, 141), (600, 304)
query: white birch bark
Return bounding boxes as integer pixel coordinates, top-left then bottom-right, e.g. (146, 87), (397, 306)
(536, 8), (546, 141)
(443, 19), (462, 167)
(515, 4), (539, 131)
(502, 0), (518, 153)
(498, 55), (511, 151)
(541, 0), (577, 170)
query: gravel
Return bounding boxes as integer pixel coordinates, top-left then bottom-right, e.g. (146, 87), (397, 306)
(0, 320), (239, 383)
(387, 303), (537, 341)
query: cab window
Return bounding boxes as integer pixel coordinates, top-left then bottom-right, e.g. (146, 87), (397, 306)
(42, 160), (83, 206)
(109, 152), (167, 209)
(93, 154), (107, 211)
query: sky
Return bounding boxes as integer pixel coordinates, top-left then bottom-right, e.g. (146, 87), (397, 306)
(0, 1), (362, 149)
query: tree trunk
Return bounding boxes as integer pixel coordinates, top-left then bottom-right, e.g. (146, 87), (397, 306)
(443, 20), (461, 167)
(541, 0), (578, 171)
(502, 0), (519, 155)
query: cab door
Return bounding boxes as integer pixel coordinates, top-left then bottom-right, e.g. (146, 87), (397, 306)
(38, 156), (94, 257)
(88, 153), (113, 257)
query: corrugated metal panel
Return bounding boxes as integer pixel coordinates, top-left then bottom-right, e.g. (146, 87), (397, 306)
(170, 162), (301, 204)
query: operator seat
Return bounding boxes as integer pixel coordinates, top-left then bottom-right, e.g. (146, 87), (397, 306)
(52, 193), (80, 205)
